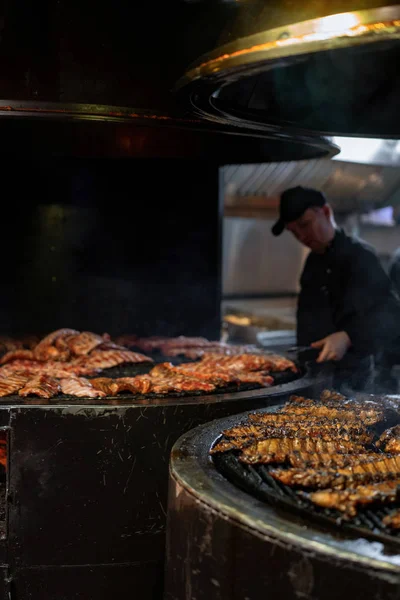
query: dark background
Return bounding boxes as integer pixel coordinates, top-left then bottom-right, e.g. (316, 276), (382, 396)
(0, 0), (241, 106)
(0, 158), (221, 339)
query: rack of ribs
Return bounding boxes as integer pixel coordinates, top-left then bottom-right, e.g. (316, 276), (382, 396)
(148, 363), (216, 393)
(222, 422), (372, 444)
(67, 349), (153, 376)
(183, 353), (297, 373)
(270, 455), (400, 489)
(236, 438), (366, 464)
(164, 344), (261, 359)
(136, 336), (211, 353)
(376, 425), (400, 454)
(59, 377), (106, 398)
(210, 437), (255, 454)
(284, 393), (381, 411)
(279, 404), (383, 426)
(287, 452), (380, 469)
(169, 362), (274, 387)
(383, 509), (400, 529)
(18, 374), (61, 399)
(304, 480), (400, 517)
(0, 373), (31, 397)
(248, 412), (369, 426)
(319, 389), (347, 404)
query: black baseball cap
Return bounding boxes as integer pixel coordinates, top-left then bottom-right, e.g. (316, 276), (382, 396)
(271, 186), (327, 236)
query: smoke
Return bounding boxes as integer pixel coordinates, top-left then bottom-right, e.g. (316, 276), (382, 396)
(332, 356), (400, 398)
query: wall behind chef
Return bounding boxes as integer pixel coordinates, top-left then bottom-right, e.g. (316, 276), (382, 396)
(272, 186), (400, 392)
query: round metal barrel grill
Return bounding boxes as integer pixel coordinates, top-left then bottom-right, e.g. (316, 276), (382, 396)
(165, 401), (400, 600)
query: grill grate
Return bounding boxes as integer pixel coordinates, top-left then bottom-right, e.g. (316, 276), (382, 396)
(213, 451), (400, 548)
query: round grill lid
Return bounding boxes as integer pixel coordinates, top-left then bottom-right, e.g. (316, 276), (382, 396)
(0, 0), (341, 161)
(175, 3), (400, 138)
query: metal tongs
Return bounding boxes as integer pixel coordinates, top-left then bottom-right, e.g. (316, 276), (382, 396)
(286, 345), (314, 353)
(286, 345), (321, 367)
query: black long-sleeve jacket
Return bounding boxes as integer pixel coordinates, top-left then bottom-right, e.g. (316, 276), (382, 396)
(297, 229), (400, 357)
(389, 247), (400, 299)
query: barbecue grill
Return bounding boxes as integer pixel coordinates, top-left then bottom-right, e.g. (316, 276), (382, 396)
(0, 347), (329, 600)
(165, 403), (400, 600)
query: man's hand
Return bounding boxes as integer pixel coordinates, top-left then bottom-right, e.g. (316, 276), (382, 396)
(310, 331), (351, 363)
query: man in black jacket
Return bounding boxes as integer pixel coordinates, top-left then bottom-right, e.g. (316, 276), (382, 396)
(272, 186), (400, 392)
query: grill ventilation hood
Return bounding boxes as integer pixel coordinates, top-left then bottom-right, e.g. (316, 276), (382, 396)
(175, 2), (400, 138)
(0, 2), (397, 158)
(0, 0), (340, 161)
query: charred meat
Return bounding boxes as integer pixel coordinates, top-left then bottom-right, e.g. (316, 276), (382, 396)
(89, 377), (116, 395)
(149, 362), (216, 393)
(305, 480), (400, 517)
(0, 372), (31, 397)
(270, 455), (400, 489)
(64, 331), (106, 356)
(135, 336), (210, 353)
(59, 377), (106, 398)
(67, 349), (153, 376)
(18, 374), (61, 398)
(33, 328), (80, 361)
(109, 376), (153, 395)
(0, 349), (37, 365)
(237, 438), (366, 464)
(376, 425), (400, 454)
(210, 391), (400, 521)
(383, 510), (400, 529)
(279, 403), (383, 426)
(248, 412), (368, 426)
(223, 423), (372, 444)
(210, 437), (255, 454)
(319, 389), (347, 404)
(193, 353), (297, 373)
(288, 452), (380, 469)
(164, 344), (260, 359)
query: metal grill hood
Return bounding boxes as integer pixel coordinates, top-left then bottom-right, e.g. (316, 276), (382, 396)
(175, 1), (400, 139)
(0, 0), (341, 162)
(0, 1), (398, 159)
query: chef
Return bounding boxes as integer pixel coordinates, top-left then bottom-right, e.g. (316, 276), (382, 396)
(272, 186), (400, 392)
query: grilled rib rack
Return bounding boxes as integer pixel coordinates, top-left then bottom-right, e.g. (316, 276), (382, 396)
(0, 356), (304, 405)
